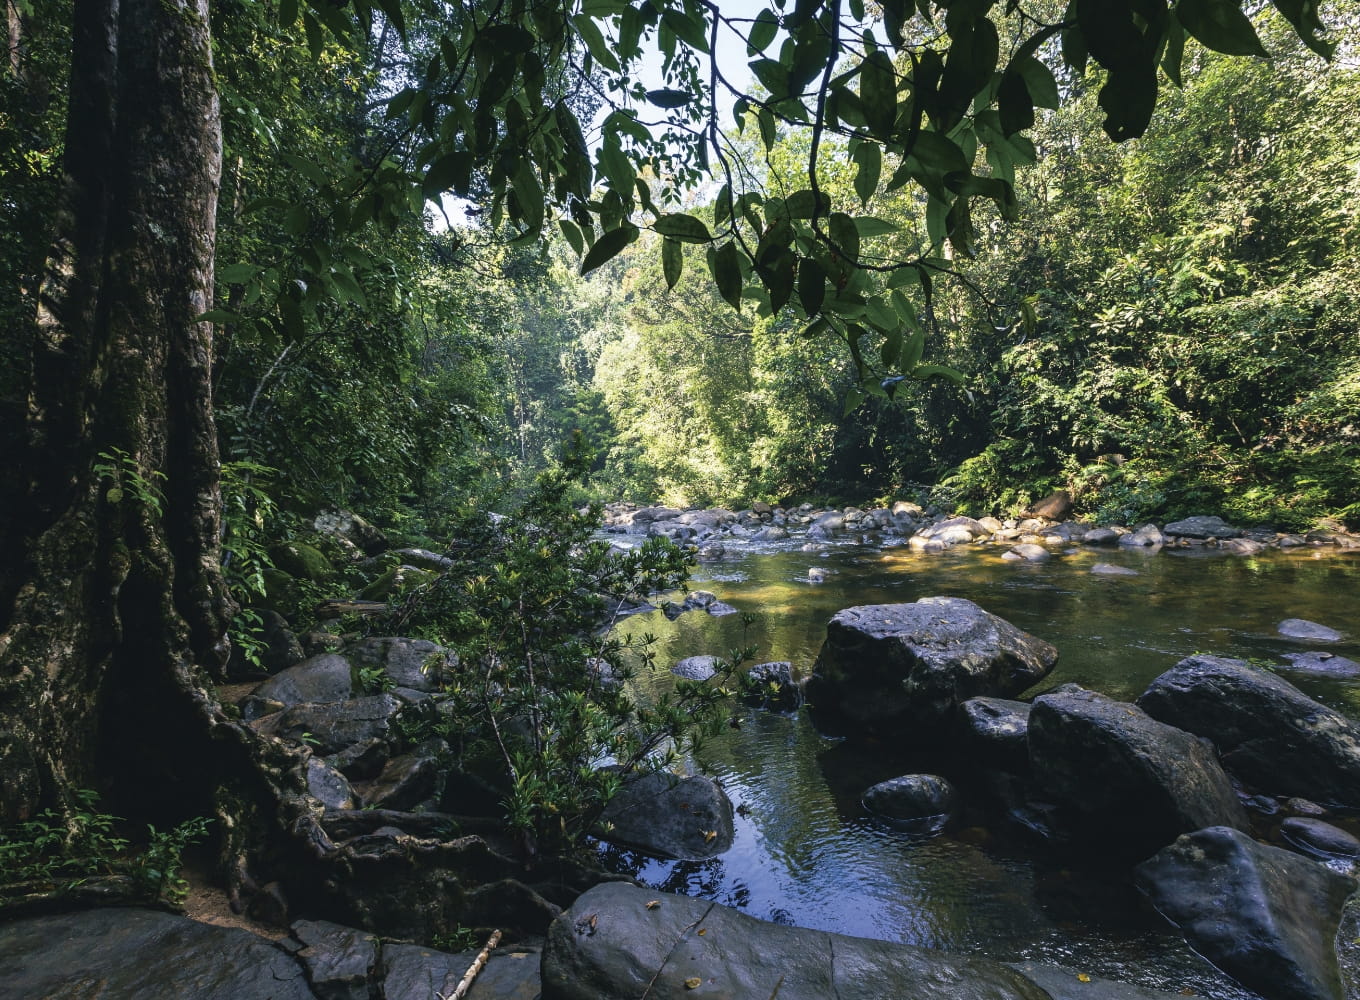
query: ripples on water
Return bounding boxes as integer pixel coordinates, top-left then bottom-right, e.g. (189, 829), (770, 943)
(601, 538), (1360, 998)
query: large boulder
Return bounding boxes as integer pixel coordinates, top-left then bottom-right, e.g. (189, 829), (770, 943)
(596, 771), (735, 860)
(1162, 515), (1241, 539)
(0, 907), (317, 999)
(806, 598), (1057, 739)
(541, 881), (1052, 1000)
(863, 774), (956, 823)
(243, 652), (354, 718)
(1134, 826), (1356, 1000)
(1137, 655), (1360, 808)
(1027, 687), (1249, 859)
(344, 636), (456, 693)
(252, 694), (403, 755)
(959, 697), (1031, 767)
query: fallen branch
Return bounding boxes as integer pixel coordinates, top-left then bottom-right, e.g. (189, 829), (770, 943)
(443, 928), (501, 1000)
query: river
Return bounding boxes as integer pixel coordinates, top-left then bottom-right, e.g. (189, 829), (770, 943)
(601, 535), (1360, 998)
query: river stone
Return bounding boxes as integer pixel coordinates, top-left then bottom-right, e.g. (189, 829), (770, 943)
(245, 652), (353, 715)
(1134, 826), (1356, 1000)
(960, 697), (1031, 766)
(345, 636), (456, 692)
(915, 515), (991, 546)
(1278, 652), (1360, 677)
(1278, 618), (1345, 642)
(672, 655), (719, 681)
(1222, 537), (1267, 555)
(307, 756), (358, 810)
(292, 919), (377, 1000)
(806, 597), (1057, 740)
(1028, 687), (1249, 859)
(1090, 562), (1139, 576)
(863, 774), (956, 821)
(1006, 543), (1050, 561)
(1029, 490), (1073, 521)
(743, 661), (802, 711)
(596, 770), (734, 860)
(253, 694), (402, 755)
(1137, 655), (1360, 808)
(1119, 523), (1166, 547)
(541, 882), (1051, 1000)
(1280, 817), (1360, 861)
(353, 752), (439, 811)
(383, 941), (541, 1000)
(1082, 526), (1122, 544)
(0, 907), (316, 998)
(1163, 515), (1241, 539)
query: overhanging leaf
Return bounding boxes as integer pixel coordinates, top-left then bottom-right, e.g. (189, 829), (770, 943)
(662, 237), (683, 289)
(580, 224), (638, 275)
(654, 213), (713, 243)
(1176, 0), (1269, 57)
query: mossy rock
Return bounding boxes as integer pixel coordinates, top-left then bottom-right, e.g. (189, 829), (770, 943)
(358, 565), (436, 601)
(269, 541), (334, 582)
(257, 568), (301, 614)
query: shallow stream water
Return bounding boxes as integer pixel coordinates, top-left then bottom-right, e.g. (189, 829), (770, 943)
(601, 536), (1360, 998)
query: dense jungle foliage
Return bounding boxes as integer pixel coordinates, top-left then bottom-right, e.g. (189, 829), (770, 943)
(1, 0), (1354, 882)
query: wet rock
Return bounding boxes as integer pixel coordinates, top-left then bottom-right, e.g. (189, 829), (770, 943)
(959, 697), (1031, 766)
(244, 653), (353, 718)
(1286, 798), (1330, 818)
(1082, 526), (1123, 544)
(672, 655), (719, 681)
(1278, 618), (1345, 642)
(743, 661), (802, 711)
(540, 881), (1051, 1000)
(0, 907), (316, 998)
(863, 774), (956, 822)
(1163, 515), (1241, 539)
(1278, 651), (1360, 677)
(1010, 962), (1204, 999)
(1028, 687), (1249, 859)
(345, 636), (456, 692)
(1137, 655), (1360, 808)
(1134, 826), (1356, 1000)
(1280, 817), (1360, 861)
(1029, 491), (1073, 521)
(315, 509), (389, 556)
(1002, 543), (1049, 561)
(1119, 524), (1166, 547)
(354, 753), (440, 812)
(752, 525), (789, 541)
(706, 601), (739, 616)
(1090, 562), (1139, 576)
(807, 597), (1057, 740)
(307, 756), (358, 810)
(253, 694), (402, 755)
(292, 919), (377, 1000)
(596, 771), (734, 860)
(1221, 537), (1267, 555)
(383, 941), (542, 1000)
(914, 515), (991, 546)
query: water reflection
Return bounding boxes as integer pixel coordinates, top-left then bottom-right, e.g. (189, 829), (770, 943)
(603, 540), (1360, 998)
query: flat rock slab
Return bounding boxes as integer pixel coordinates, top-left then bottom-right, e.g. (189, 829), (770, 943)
(1138, 655), (1360, 808)
(1008, 962), (1201, 999)
(807, 597), (1057, 739)
(1163, 516), (1241, 539)
(383, 941), (542, 1000)
(541, 882), (1051, 1000)
(1135, 826), (1357, 1000)
(0, 907), (317, 999)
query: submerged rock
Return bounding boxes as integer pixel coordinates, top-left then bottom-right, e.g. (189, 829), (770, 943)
(806, 597), (1057, 740)
(1137, 655), (1360, 808)
(959, 697), (1031, 767)
(1280, 817), (1360, 862)
(1277, 618), (1345, 642)
(1134, 826), (1356, 1000)
(672, 655), (719, 681)
(541, 882), (1052, 1000)
(1277, 652), (1360, 678)
(743, 661), (802, 711)
(863, 774), (956, 824)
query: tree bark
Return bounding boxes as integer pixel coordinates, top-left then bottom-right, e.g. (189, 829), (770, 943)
(0, 0), (238, 827)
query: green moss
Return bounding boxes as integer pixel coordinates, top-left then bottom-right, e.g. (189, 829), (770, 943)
(268, 541), (333, 582)
(358, 565), (435, 601)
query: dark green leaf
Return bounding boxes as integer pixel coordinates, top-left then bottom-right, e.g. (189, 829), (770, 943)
(558, 218), (585, 257)
(798, 257), (827, 314)
(573, 14), (622, 71)
(646, 88), (695, 108)
(279, 0), (298, 26)
(1176, 0), (1268, 57)
(1270, 0), (1335, 58)
(580, 224), (638, 275)
(998, 70), (1034, 136)
(747, 9), (779, 55)
(852, 143), (881, 205)
(853, 216), (899, 237)
(662, 237), (683, 289)
(1162, 17), (1186, 86)
(829, 212), (860, 262)
(219, 263), (259, 284)
(662, 7), (710, 52)
(654, 213), (713, 243)
(910, 363), (966, 384)
(757, 108), (778, 151)
(1017, 57), (1060, 109)
(784, 189), (830, 219)
(709, 242), (745, 310)
(858, 50), (898, 139)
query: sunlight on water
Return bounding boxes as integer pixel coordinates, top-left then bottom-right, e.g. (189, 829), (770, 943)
(603, 539), (1360, 999)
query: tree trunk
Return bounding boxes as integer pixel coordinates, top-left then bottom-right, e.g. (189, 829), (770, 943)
(0, 0), (260, 832)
